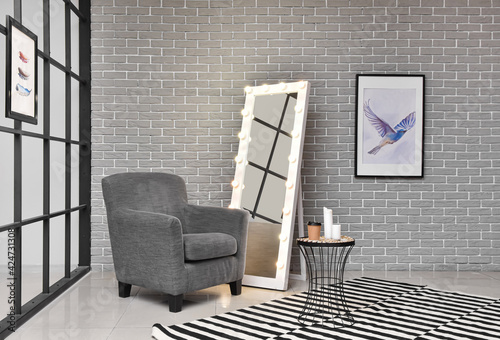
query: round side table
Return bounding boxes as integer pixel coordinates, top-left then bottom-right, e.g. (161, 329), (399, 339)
(296, 236), (355, 327)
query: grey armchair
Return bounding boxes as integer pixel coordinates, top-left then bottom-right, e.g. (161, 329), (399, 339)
(102, 172), (250, 312)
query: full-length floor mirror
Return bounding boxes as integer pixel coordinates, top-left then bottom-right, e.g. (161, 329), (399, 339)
(230, 81), (310, 290)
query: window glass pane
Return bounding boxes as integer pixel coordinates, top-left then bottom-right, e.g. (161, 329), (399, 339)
(22, 222), (43, 305)
(0, 1), (13, 22)
(22, 0), (45, 48)
(0, 231), (11, 315)
(71, 144), (79, 207)
(71, 12), (79, 74)
(50, 0), (66, 64)
(22, 136), (44, 219)
(71, 211), (79, 271)
(0, 34), (14, 129)
(71, 78), (79, 141)
(0, 133), (14, 226)
(50, 141), (65, 212)
(50, 215), (65, 286)
(23, 55), (44, 135)
(50, 66), (65, 139)
(71, 0), (79, 9)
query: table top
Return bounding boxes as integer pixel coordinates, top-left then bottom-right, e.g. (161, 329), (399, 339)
(297, 235), (355, 247)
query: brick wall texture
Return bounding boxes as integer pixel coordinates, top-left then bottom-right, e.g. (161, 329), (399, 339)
(90, 0), (500, 272)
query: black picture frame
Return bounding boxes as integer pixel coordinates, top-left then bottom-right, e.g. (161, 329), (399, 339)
(5, 16), (38, 125)
(355, 74), (425, 177)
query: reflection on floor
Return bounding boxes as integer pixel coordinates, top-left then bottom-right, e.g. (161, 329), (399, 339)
(3, 270), (500, 339)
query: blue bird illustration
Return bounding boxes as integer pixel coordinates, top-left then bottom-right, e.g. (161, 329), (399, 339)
(16, 83), (32, 97)
(364, 100), (416, 155)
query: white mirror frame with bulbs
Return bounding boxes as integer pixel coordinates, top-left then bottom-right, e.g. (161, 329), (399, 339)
(230, 81), (310, 290)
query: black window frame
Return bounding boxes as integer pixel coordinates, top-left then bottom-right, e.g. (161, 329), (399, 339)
(0, 0), (91, 338)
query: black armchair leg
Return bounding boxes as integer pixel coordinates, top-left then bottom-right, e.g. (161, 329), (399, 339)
(168, 294), (183, 313)
(118, 282), (132, 298)
(229, 279), (242, 295)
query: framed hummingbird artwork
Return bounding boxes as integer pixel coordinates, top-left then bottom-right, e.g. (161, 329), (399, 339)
(355, 74), (424, 177)
(5, 16), (38, 125)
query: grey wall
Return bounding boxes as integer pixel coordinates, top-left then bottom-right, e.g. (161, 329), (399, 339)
(90, 0), (500, 272)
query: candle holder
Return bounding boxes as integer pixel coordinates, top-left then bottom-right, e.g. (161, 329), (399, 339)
(333, 224), (341, 240)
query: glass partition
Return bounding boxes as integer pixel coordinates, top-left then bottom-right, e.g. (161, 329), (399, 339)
(71, 12), (79, 75)
(49, 0), (65, 64)
(0, 133), (14, 226)
(0, 1), (90, 335)
(71, 78), (80, 140)
(50, 66), (66, 139)
(21, 222), (43, 305)
(22, 137), (44, 218)
(0, 2), (14, 25)
(22, 0), (44, 48)
(70, 212), (79, 272)
(0, 232), (9, 316)
(71, 145), (79, 207)
(49, 216), (65, 286)
(50, 141), (66, 213)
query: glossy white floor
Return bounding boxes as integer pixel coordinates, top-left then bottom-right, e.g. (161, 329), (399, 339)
(6, 270), (500, 339)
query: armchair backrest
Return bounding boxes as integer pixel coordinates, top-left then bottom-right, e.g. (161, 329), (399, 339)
(102, 172), (188, 227)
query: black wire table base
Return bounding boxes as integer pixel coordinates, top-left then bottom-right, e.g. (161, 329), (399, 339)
(297, 237), (355, 328)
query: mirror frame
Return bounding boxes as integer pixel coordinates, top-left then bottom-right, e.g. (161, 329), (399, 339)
(230, 81), (310, 290)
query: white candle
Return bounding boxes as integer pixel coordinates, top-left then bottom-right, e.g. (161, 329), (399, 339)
(323, 207), (333, 239)
(325, 224), (333, 239)
(333, 224), (341, 240)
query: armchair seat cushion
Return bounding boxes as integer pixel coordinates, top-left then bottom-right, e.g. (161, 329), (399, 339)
(184, 233), (237, 261)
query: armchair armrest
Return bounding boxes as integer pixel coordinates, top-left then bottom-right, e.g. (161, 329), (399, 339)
(184, 205), (250, 279)
(184, 205), (250, 241)
(109, 208), (187, 292)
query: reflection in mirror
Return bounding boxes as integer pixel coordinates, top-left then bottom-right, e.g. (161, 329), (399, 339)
(242, 93), (295, 279)
(245, 222), (281, 278)
(253, 93), (296, 133)
(231, 81), (310, 290)
(246, 123), (274, 170)
(258, 176), (286, 222)
(270, 136), (292, 176)
(240, 166), (264, 211)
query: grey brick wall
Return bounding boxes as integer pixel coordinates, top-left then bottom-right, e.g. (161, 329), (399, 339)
(91, 0), (500, 272)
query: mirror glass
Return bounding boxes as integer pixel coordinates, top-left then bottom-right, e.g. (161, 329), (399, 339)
(231, 81), (310, 290)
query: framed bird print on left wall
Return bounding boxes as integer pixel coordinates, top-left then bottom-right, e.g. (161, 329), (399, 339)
(355, 74), (424, 177)
(5, 16), (38, 124)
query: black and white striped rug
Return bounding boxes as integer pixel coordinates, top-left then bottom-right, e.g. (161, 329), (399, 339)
(152, 277), (500, 340)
